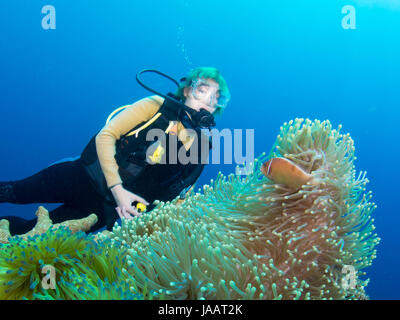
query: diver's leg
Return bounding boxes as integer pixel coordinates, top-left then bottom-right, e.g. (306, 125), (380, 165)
(0, 216), (37, 236)
(48, 203), (105, 233)
(1, 201), (117, 236)
(49, 200), (119, 233)
(49, 203), (94, 223)
(0, 203), (93, 236)
(1, 158), (119, 233)
(0, 158), (94, 205)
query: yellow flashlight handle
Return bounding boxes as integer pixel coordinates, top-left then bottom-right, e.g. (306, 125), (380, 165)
(136, 202), (147, 213)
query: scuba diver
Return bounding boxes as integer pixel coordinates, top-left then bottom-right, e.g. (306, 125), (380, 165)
(0, 67), (230, 234)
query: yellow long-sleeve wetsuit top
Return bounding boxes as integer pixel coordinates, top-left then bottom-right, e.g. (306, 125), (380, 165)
(95, 95), (196, 189)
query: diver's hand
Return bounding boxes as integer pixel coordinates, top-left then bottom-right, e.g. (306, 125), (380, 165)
(110, 184), (149, 220)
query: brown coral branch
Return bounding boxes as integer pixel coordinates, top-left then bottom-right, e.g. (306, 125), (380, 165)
(0, 206), (98, 244)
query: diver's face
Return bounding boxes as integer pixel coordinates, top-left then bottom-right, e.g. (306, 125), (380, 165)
(183, 78), (220, 114)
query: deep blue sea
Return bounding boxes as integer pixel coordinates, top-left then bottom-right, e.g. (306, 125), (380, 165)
(0, 0), (399, 300)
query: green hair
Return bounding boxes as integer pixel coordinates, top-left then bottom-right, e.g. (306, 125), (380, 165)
(175, 67), (230, 116)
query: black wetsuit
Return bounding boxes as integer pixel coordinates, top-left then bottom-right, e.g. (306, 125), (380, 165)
(0, 155), (205, 235)
(0, 157), (118, 235)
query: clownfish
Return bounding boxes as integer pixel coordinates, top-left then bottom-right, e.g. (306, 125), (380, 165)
(261, 157), (315, 189)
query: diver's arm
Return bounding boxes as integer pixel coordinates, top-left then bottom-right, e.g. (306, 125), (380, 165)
(95, 95), (163, 189)
(96, 95), (163, 218)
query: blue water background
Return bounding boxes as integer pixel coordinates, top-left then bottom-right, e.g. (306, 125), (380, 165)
(0, 0), (399, 299)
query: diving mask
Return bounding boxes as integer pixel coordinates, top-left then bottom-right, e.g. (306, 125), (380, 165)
(190, 78), (229, 109)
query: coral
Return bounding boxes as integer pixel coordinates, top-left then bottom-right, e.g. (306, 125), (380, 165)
(101, 118), (379, 300)
(0, 226), (130, 300)
(0, 206), (98, 244)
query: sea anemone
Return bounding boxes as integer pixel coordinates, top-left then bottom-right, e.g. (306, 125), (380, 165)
(0, 226), (130, 300)
(0, 118), (379, 300)
(103, 118), (379, 300)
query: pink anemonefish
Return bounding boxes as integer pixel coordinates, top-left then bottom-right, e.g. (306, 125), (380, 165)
(261, 157), (315, 189)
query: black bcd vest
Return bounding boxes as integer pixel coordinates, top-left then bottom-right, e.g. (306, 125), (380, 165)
(80, 95), (211, 204)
